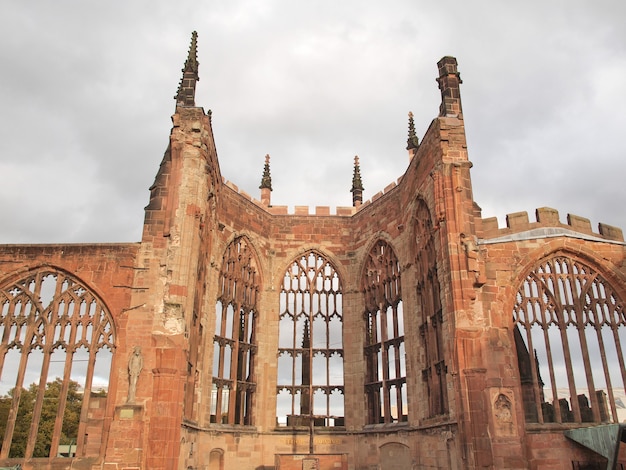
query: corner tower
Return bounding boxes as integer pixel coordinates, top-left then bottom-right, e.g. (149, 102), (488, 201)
(104, 32), (221, 470)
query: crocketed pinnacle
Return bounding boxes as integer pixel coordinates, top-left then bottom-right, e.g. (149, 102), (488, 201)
(175, 31), (200, 107)
(259, 154), (272, 191)
(406, 111), (420, 150)
(351, 156), (364, 192)
(351, 156), (364, 207)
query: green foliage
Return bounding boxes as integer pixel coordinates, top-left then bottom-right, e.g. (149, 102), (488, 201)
(0, 379), (83, 458)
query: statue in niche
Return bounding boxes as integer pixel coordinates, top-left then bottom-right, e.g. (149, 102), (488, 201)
(127, 346), (143, 403)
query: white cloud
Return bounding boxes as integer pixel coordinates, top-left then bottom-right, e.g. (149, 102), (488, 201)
(1, 1), (625, 243)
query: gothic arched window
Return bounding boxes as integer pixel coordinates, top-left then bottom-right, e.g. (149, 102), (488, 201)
(276, 251), (344, 427)
(415, 201), (447, 417)
(514, 255), (626, 424)
(0, 269), (114, 459)
(212, 236), (259, 425)
(363, 240), (407, 424)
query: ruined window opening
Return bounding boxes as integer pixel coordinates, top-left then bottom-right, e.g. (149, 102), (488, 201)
(363, 240), (408, 424)
(0, 270), (114, 459)
(186, 230), (209, 421)
(514, 255), (626, 425)
(211, 236), (258, 425)
(276, 251), (344, 427)
(415, 201), (448, 418)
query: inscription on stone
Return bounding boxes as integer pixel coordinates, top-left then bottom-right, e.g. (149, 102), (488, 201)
(302, 458), (319, 470)
(284, 438), (342, 445)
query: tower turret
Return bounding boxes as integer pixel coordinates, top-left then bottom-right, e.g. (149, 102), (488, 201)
(436, 56), (463, 118)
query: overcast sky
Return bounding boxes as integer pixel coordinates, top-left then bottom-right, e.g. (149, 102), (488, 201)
(1, 1), (625, 244)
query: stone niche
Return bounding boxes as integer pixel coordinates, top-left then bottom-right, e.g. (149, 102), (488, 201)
(490, 389), (517, 437)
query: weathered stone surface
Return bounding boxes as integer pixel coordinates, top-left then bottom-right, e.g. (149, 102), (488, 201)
(0, 36), (624, 470)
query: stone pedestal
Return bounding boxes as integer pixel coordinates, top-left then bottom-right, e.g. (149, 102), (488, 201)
(103, 404), (146, 469)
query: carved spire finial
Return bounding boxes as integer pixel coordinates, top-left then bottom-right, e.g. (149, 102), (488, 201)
(175, 31), (200, 107)
(351, 155), (364, 207)
(259, 154), (272, 191)
(406, 111), (420, 150)
(259, 154), (272, 206)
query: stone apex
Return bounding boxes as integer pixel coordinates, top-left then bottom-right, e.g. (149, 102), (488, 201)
(175, 31), (200, 107)
(479, 207), (624, 243)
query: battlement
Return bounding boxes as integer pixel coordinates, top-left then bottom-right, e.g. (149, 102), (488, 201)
(479, 207), (624, 243)
(222, 176), (401, 217)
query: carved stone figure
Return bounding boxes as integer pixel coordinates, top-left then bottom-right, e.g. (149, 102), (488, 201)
(127, 346), (143, 403)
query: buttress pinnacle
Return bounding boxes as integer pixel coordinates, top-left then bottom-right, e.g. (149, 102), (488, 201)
(175, 31), (200, 107)
(259, 154), (272, 191)
(406, 112), (419, 150)
(351, 156), (364, 207)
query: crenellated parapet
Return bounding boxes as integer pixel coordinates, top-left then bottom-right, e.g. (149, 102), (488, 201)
(478, 206), (624, 243)
(222, 175), (403, 217)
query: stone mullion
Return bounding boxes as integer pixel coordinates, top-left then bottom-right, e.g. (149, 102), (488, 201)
(0, 325), (35, 458)
(246, 310), (257, 423)
(610, 327), (626, 398)
(392, 330), (403, 389)
(553, 279), (582, 422)
(538, 301), (560, 423)
(323, 293), (331, 389)
(0, 293), (19, 380)
(394, 374), (404, 420)
(227, 306), (241, 424)
(24, 333), (55, 458)
(570, 271), (601, 422)
(593, 323), (618, 421)
(27, 274), (71, 458)
(573, 316), (599, 421)
(49, 310), (79, 459)
(590, 281), (624, 419)
(236, 308), (252, 424)
(305, 278), (314, 419)
(75, 344), (97, 456)
(370, 312), (379, 385)
(213, 339), (226, 422)
(526, 276), (548, 423)
(380, 302), (392, 422)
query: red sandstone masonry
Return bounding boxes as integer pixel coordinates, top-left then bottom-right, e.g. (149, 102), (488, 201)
(3, 47), (625, 470)
(479, 206), (624, 242)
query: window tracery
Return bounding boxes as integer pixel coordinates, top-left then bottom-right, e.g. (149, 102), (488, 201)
(363, 240), (407, 424)
(276, 251), (344, 427)
(514, 255), (626, 424)
(415, 201), (447, 417)
(211, 236), (259, 425)
(0, 269), (114, 459)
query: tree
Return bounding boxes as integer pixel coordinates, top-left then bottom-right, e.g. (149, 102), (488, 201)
(0, 379), (83, 458)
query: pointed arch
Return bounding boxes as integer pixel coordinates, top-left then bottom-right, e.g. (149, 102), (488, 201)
(211, 235), (260, 425)
(513, 254), (626, 424)
(276, 250), (344, 427)
(0, 268), (115, 459)
(362, 239), (407, 424)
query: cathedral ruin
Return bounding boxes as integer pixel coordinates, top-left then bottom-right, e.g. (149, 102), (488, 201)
(0, 32), (625, 470)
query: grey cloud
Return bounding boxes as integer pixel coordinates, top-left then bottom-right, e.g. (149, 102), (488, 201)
(1, 1), (625, 243)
